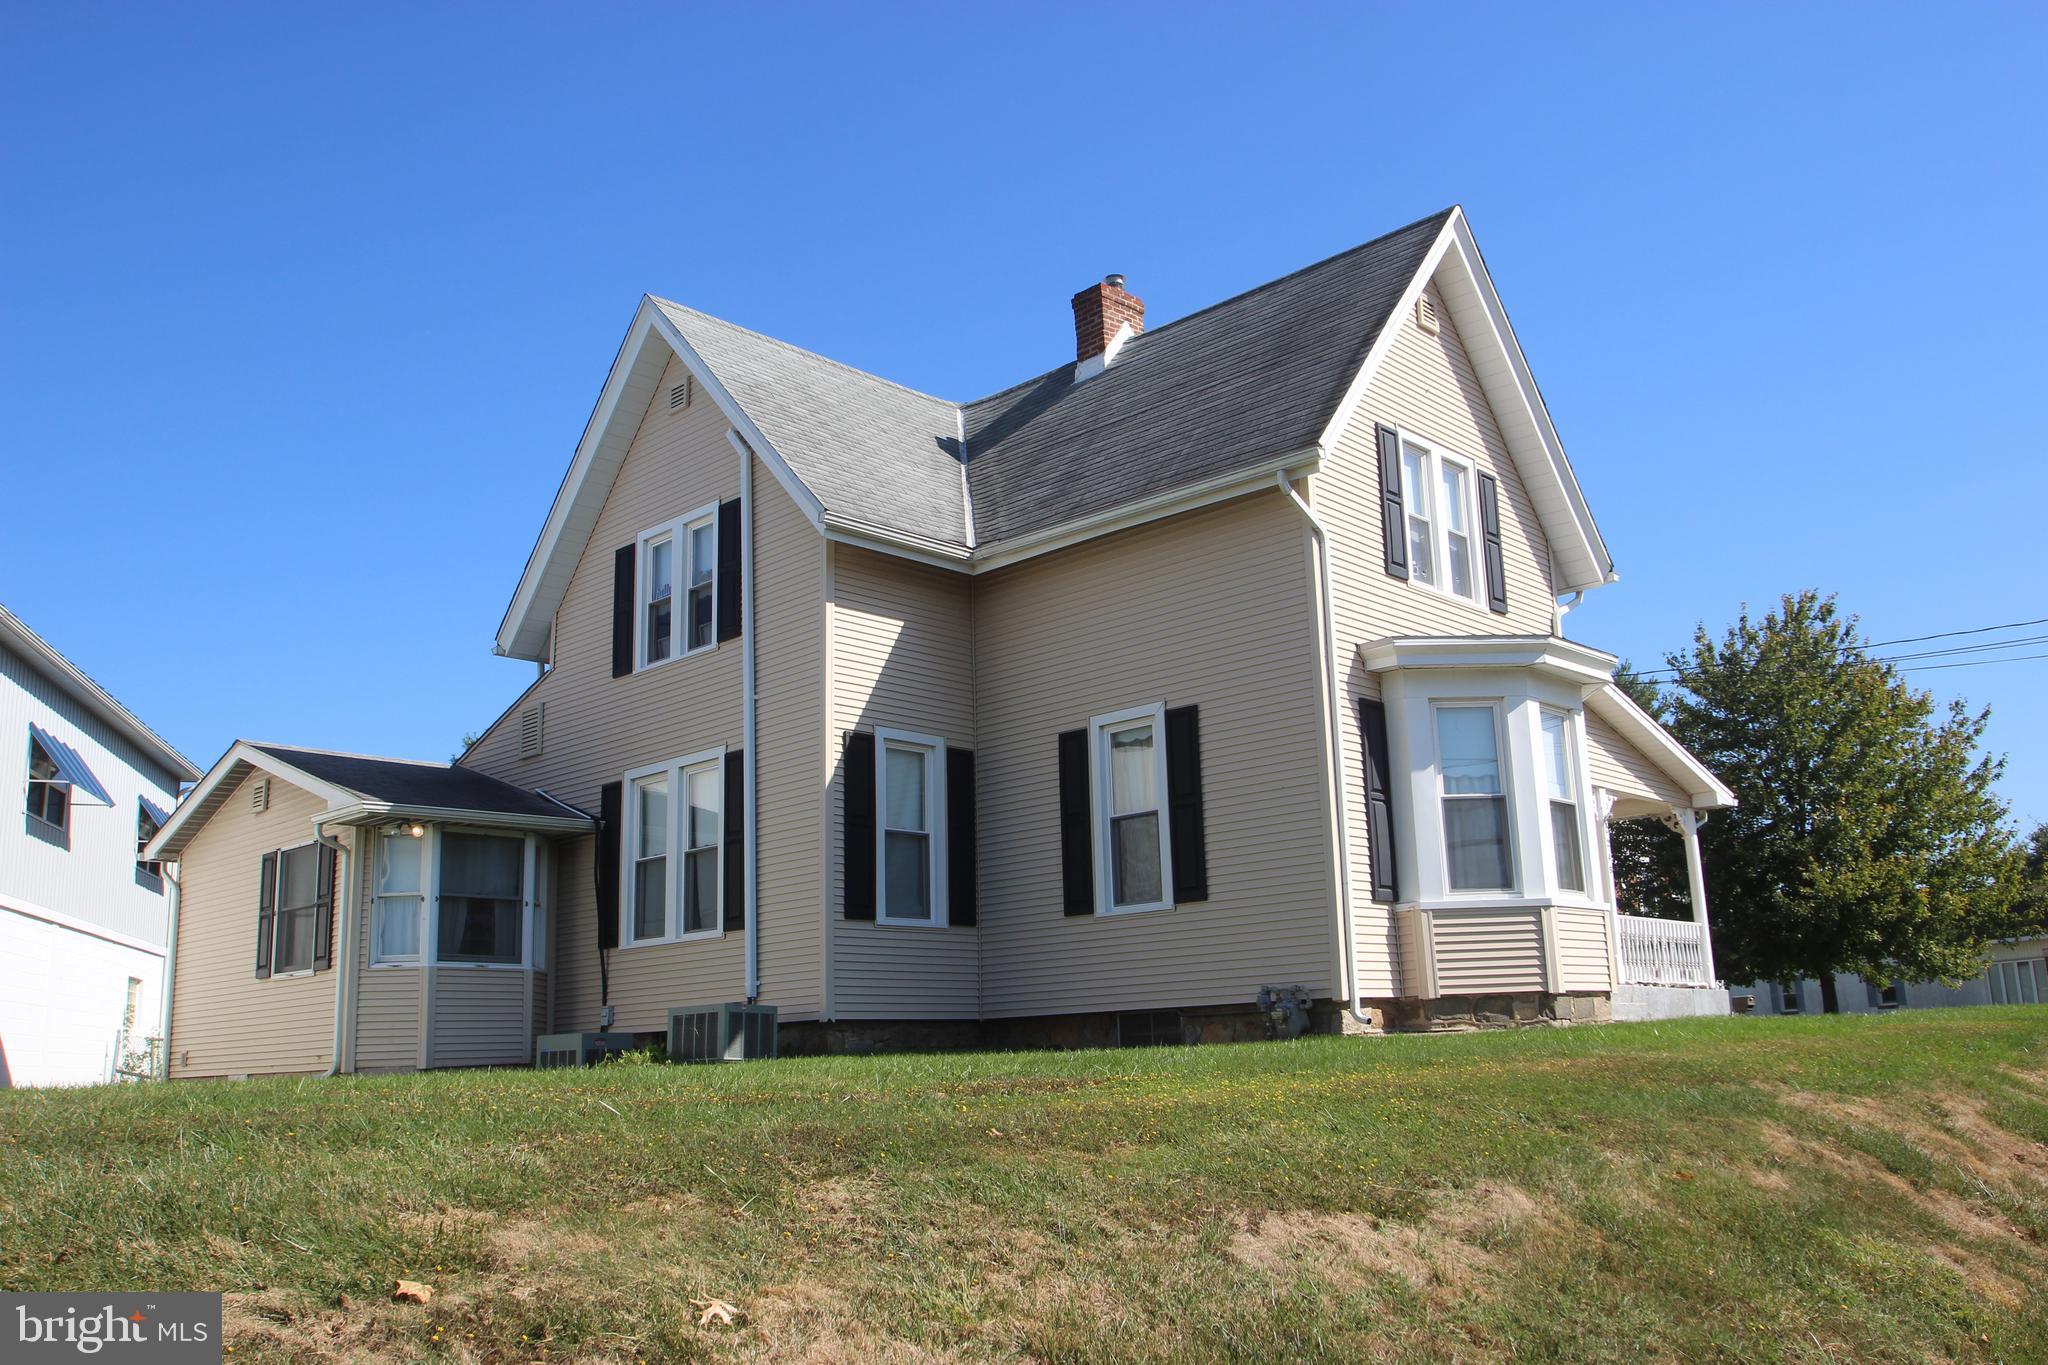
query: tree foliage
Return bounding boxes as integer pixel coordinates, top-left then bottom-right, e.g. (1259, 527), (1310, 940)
(1650, 591), (2023, 1010)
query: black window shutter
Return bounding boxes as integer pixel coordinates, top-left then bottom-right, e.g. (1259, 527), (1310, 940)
(1478, 472), (1508, 615)
(1358, 699), (1400, 902)
(254, 850), (277, 979)
(716, 497), (743, 642)
(1164, 706), (1208, 903)
(611, 545), (635, 677)
(843, 732), (876, 920)
(311, 843), (336, 972)
(946, 746), (976, 926)
(597, 781), (622, 950)
(1057, 729), (1093, 916)
(722, 749), (746, 932)
(1377, 424), (1409, 581)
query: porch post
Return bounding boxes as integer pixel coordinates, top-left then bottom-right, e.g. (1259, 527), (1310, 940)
(1675, 809), (1718, 986)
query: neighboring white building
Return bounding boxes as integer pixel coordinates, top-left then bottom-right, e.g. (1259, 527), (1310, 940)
(0, 604), (199, 1086)
(1730, 936), (2048, 1015)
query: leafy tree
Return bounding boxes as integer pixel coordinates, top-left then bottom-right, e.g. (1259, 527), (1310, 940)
(1605, 665), (1690, 921)
(1657, 591), (2023, 1011)
(2018, 823), (2048, 933)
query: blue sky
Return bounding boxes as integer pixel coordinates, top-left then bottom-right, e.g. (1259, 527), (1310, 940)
(3, 3), (2043, 826)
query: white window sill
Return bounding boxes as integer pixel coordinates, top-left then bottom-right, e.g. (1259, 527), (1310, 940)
(434, 961), (532, 970)
(620, 929), (724, 950)
(1095, 901), (1175, 918)
(875, 916), (953, 929)
(634, 640), (721, 676)
(269, 969), (317, 980)
(1405, 579), (1492, 618)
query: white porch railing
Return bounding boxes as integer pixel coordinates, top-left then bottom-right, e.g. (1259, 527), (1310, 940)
(1616, 914), (1715, 988)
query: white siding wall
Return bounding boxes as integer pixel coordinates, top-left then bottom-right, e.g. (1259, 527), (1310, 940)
(0, 907), (162, 1087)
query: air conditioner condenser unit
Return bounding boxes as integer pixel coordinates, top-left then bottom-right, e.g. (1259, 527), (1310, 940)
(667, 1003), (778, 1063)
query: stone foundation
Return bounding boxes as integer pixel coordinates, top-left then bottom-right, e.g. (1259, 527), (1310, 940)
(1368, 991), (1611, 1032)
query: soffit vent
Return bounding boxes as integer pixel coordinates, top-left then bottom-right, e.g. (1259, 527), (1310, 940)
(1415, 292), (1441, 336)
(669, 376), (692, 411)
(250, 776), (270, 813)
(519, 704), (545, 760)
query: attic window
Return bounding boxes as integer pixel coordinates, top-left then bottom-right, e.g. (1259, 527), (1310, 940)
(251, 777), (270, 813)
(519, 704), (545, 760)
(1415, 293), (1441, 336)
(669, 376), (692, 411)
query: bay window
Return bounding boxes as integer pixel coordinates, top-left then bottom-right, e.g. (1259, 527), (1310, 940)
(637, 504), (718, 669)
(622, 748), (724, 944)
(437, 832), (524, 964)
(876, 730), (945, 924)
(1435, 704), (1513, 892)
(1090, 704), (1172, 913)
(1541, 709), (1587, 893)
(1400, 435), (1481, 606)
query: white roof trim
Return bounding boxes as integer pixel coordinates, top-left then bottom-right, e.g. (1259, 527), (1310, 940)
(147, 740), (357, 860)
(493, 299), (826, 663)
(1358, 633), (1619, 687)
(0, 603), (200, 783)
(1316, 208), (1615, 596)
(317, 800), (591, 835)
(1585, 683), (1738, 811)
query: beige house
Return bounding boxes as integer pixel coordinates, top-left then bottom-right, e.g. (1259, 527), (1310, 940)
(147, 207), (1735, 1076)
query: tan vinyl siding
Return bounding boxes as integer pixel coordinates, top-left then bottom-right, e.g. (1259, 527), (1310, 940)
(972, 491), (1330, 1018)
(1429, 907), (1547, 995)
(825, 545), (978, 1019)
(1584, 712), (1687, 807)
(465, 364), (824, 1029)
(1320, 282), (1559, 996)
(168, 772), (339, 1078)
(429, 968), (530, 1067)
(352, 847), (421, 1073)
(1553, 906), (1615, 993)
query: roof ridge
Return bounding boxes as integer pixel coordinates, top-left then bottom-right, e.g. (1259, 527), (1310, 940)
(250, 742), (453, 770)
(962, 207), (1458, 411)
(651, 298), (964, 411)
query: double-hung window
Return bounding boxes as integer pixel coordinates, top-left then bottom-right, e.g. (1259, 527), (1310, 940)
(371, 830), (426, 963)
(1090, 704), (1172, 913)
(637, 506), (718, 669)
(1400, 435), (1481, 605)
(437, 832), (524, 964)
(1540, 709), (1587, 894)
(623, 749), (723, 944)
(272, 843), (322, 975)
(876, 729), (945, 925)
(26, 733), (67, 832)
(1435, 704), (1513, 892)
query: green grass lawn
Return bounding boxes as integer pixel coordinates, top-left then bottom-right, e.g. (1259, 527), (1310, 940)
(3, 1009), (2046, 1363)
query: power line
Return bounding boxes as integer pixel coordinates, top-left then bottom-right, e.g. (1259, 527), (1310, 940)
(1899, 651), (2048, 674)
(1629, 613), (2048, 679)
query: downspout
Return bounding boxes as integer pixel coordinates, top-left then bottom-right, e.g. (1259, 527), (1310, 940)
(1552, 590), (1584, 637)
(740, 441), (761, 1000)
(1278, 472), (1370, 1028)
(314, 820), (354, 1078)
(157, 864), (181, 1079)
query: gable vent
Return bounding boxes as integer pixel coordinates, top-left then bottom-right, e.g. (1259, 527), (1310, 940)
(519, 704), (545, 760)
(1414, 292), (1441, 336)
(250, 777), (270, 813)
(668, 376), (692, 411)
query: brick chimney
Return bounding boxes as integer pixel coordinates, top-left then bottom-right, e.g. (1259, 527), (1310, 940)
(1072, 274), (1144, 363)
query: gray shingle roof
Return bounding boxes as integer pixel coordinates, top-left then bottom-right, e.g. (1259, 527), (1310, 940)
(251, 745), (575, 820)
(652, 301), (968, 548)
(652, 209), (1452, 554)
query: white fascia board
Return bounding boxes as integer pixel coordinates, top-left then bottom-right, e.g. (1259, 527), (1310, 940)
(1358, 633), (1619, 688)
(319, 801), (593, 836)
(146, 741), (358, 860)
(1586, 683), (1737, 810)
(494, 300), (828, 663)
(823, 516), (974, 571)
(965, 447), (1324, 575)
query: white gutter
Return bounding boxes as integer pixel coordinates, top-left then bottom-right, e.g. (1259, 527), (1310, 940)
(157, 865), (181, 1077)
(731, 430), (761, 1000)
(1277, 470), (1369, 1028)
(313, 820), (354, 1078)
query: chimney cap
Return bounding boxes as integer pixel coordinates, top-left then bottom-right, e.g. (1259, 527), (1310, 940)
(1104, 273), (1126, 290)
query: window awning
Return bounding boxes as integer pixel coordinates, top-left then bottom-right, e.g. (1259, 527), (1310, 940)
(30, 724), (112, 806)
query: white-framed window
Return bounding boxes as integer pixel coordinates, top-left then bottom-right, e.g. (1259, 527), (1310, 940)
(436, 831), (524, 964)
(272, 842), (323, 976)
(876, 728), (947, 925)
(636, 504), (718, 670)
(1540, 708), (1586, 894)
(1986, 958), (2041, 1006)
(1399, 433), (1482, 606)
(1089, 703), (1173, 914)
(1434, 703), (1514, 892)
(371, 829), (427, 964)
(1778, 982), (1803, 1014)
(25, 732), (68, 833)
(621, 747), (724, 945)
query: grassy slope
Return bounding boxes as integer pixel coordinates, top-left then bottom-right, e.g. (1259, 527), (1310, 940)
(2, 1010), (2046, 1363)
